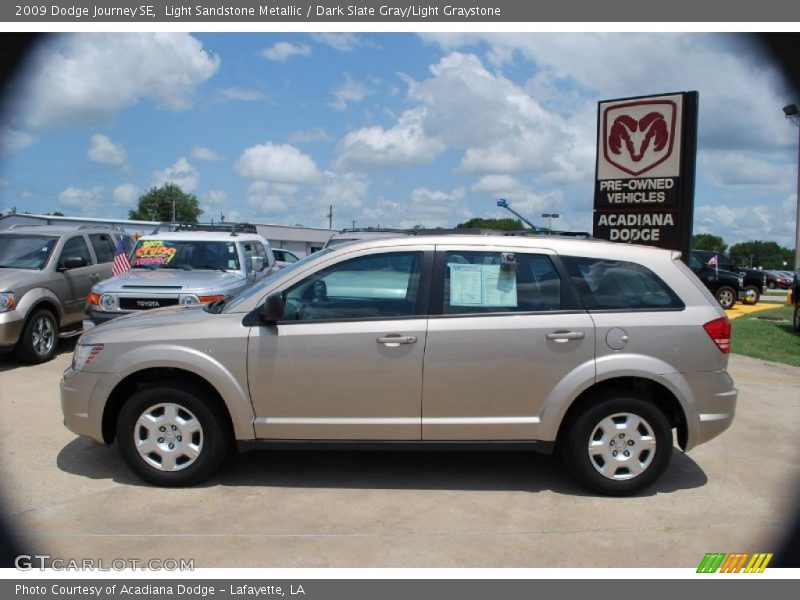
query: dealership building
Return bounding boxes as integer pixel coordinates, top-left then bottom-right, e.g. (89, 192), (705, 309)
(0, 213), (335, 256)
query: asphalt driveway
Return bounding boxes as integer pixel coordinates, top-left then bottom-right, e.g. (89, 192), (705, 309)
(1, 346), (798, 567)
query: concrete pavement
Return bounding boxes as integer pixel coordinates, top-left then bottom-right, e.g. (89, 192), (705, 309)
(0, 345), (798, 568)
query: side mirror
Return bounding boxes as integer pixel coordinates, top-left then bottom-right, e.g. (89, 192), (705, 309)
(250, 256), (265, 272)
(259, 293), (284, 324)
(60, 256), (87, 271)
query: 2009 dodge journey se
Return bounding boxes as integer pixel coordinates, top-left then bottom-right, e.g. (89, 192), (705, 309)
(61, 235), (737, 495)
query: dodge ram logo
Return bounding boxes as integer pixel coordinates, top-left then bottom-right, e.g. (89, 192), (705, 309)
(602, 100), (677, 176)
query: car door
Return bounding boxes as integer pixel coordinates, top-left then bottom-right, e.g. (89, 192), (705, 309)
(247, 247), (433, 440)
(56, 234), (97, 322)
(421, 246), (595, 440)
(88, 232), (116, 279)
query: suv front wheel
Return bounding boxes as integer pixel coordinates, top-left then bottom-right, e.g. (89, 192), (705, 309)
(562, 392), (673, 496)
(116, 382), (230, 486)
(15, 308), (58, 364)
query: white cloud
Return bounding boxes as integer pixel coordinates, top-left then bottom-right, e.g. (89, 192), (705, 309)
(700, 151), (791, 189)
(235, 142), (321, 184)
(317, 172), (370, 212)
(216, 87), (267, 102)
(335, 108), (445, 171)
(0, 128), (36, 155)
(694, 198), (797, 247)
(112, 183), (139, 207)
(190, 146), (221, 161)
(330, 74), (372, 111)
(152, 157), (199, 193)
(310, 33), (361, 52)
(470, 175), (522, 194)
(20, 33), (219, 129)
(59, 186), (103, 213)
(361, 187), (470, 229)
(288, 128), (330, 144)
(260, 41), (311, 62)
(88, 134), (126, 166)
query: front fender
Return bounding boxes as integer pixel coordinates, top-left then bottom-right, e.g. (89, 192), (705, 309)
(17, 286), (65, 323)
(93, 344), (256, 440)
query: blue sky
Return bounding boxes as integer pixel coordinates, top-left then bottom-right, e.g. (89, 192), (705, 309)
(0, 32), (797, 248)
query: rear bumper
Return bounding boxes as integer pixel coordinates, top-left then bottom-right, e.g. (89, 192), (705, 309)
(660, 370), (738, 451)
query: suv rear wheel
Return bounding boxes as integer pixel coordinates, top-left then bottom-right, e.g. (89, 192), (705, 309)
(714, 286), (737, 310)
(15, 308), (58, 364)
(562, 391), (673, 496)
(116, 382), (230, 486)
(742, 285), (760, 305)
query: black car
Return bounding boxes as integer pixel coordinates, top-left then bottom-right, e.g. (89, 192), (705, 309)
(691, 250), (764, 305)
(689, 254), (743, 309)
(792, 270), (799, 332)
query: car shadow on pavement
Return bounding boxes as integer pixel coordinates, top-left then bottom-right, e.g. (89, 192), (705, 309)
(0, 337), (77, 373)
(57, 438), (708, 497)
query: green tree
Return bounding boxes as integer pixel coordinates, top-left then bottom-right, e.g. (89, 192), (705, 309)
(456, 217), (526, 231)
(128, 184), (202, 222)
(728, 240), (794, 269)
(691, 233), (726, 252)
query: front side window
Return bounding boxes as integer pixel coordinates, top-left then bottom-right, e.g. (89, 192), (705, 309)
(442, 251), (562, 314)
(130, 239), (240, 271)
(561, 256), (684, 310)
(0, 235), (57, 270)
(282, 252), (423, 321)
(59, 236), (92, 267)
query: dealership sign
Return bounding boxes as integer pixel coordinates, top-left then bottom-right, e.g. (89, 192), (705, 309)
(594, 92), (698, 259)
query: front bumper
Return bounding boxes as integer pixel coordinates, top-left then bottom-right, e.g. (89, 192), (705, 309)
(0, 310), (25, 347)
(60, 366), (120, 444)
(660, 370), (738, 451)
(85, 306), (125, 327)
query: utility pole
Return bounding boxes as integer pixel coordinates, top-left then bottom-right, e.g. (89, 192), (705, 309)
(327, 204), (333, 230)
(782, 104), (800, 270)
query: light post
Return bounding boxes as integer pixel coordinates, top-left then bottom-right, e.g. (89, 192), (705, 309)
(782, 104), (800, 270)
(541, 213), (560, 232)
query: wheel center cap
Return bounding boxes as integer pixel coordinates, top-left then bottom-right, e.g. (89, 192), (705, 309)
(164, 431), (177, 443)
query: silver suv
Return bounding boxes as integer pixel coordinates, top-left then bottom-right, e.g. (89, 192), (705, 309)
(61, 235), (737, 495)
(85, 227), (276, 327)
(0, 226), (133, 363)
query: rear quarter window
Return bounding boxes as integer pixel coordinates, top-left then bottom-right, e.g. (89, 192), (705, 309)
(561, 256), (684, 311)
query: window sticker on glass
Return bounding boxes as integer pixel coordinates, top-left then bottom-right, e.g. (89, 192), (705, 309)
(449, 264), (517, 307)
(133, 240), (177, 266)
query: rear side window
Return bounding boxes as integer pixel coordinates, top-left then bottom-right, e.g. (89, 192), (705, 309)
(561, 256), (684, 310)
(442, 251), (562, 314)
(89, 233), (115, 263)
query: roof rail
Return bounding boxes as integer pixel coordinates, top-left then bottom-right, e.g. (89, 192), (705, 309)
(6, 223), (44, 229)
(76, 224), (125, 232)
(150, 221), (258, 236)
(337, 227), (417, 235)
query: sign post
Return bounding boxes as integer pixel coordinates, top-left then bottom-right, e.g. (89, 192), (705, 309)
(593, 91), (698, 263)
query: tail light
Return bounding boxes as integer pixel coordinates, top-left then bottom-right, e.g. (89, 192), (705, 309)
(703, 316), (731, 354)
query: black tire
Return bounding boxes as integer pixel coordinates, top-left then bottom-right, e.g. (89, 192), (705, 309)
(562, 391), (673, 496)
(14, 308), (58, 364)
(714, 286), (737, 310)
(116, 382), (230, 487)
(742, 285), (760, 305)
(794, 305), (800, 332)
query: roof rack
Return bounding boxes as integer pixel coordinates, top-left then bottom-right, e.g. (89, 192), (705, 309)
(150, 222), (257, 236)
(337, 227), (417, 235)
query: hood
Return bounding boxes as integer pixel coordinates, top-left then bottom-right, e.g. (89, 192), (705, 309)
(0, 268), (45, 291)
(81, 303), (212, 343)
(94, 268), (245, 292)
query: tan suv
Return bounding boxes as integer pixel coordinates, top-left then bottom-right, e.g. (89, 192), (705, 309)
(0, 226), (133, 363)
(61, 235), (737, 495)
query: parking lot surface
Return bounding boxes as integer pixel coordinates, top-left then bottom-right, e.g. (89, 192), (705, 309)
(1, 343), (799, 568)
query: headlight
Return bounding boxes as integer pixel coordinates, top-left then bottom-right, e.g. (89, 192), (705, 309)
(0, 292), (15, 313)
(72, 344), (104, 371)
(180, 295), (200, 305)
(99, 293), (116, 311)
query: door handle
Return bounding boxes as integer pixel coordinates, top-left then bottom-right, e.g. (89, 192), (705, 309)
(90, 273), (100, 281)
(377, 335), (417, 347)
(546, 330), (585, 343)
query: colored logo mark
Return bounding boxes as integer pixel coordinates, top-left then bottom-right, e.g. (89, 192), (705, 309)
(697, 552), (773, 573)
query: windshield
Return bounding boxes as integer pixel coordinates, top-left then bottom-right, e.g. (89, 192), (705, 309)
(223, 248), (332, 312)
(131, 239), (240, 271)
(0, 235), (57, 270)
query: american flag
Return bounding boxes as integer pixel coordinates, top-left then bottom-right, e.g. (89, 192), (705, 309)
(112, 236), (131, 276)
